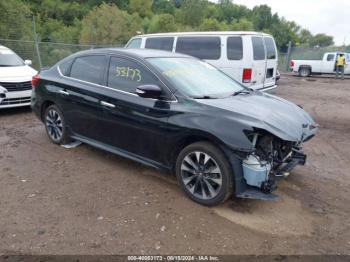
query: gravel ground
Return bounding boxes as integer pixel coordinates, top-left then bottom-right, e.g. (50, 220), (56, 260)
(0, 74), (349, 255)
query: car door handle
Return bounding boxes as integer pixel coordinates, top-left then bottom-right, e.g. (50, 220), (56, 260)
(100, 101), (116, 108)
(59, 90), (69, 96)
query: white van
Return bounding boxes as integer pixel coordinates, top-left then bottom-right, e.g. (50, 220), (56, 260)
(125, 32), (278, 91)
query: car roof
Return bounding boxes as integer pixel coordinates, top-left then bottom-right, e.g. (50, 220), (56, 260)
(134, 31), (272, 38)
(70, 48), (191, 59)
(0, 45), (11, 51)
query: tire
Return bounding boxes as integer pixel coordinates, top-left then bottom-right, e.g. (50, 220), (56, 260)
(44, 104), (70, 145)
(299, 67), (311, 77)
(175, 141), (233, 206)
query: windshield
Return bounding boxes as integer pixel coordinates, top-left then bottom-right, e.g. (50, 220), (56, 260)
(0, 49), (24, 66)
(147, 57), (245, 98)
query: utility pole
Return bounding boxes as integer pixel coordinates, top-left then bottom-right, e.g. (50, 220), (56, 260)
(285, 41), (292, 72)
(32, 15), (42, 69)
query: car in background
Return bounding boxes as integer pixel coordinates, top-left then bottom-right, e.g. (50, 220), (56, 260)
(0, 45), (37, 109)
(126, 32), (278, 91)
(31, 48), (317, 206)
(290, 52), (350, 77)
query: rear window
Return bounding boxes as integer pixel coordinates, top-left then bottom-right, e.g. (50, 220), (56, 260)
(70, 55), (106, 85)
(252, 37), (265, 60)
(227, 36), (243, 60)
(176, 37), (221, 60)
(126, 38), (141, 48)
(145, 37), (174, 51)
(264, 37), (276, 59)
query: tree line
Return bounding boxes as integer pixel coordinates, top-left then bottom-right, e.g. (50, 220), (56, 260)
(1, 0), (335, 50)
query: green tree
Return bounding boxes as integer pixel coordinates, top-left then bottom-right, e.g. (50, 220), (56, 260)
(129, 0), (152, 18)
(152, 0), (176, 15)
(199, 18), (227, 31)
(177, 0), (205, 27)
(80, 3), (141, 45)
(309, 33), (334, 47)
(229, 18), (254, 31)
(148, 14), (177, 33)
(251, 5), (272, 31)
(0, 0), (32, 40)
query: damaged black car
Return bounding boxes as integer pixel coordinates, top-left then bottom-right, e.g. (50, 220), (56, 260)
(31, 49), (318, 206)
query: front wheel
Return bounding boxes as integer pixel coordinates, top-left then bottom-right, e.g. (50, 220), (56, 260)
(175, 141), (233, 206)
(44, 104), (70, 145)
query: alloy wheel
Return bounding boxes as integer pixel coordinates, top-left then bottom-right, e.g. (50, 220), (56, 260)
(45, 109), (63, 141)
(180, 151), (222, 200)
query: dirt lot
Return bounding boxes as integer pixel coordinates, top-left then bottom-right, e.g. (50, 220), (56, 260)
(0, 74), (349, 255)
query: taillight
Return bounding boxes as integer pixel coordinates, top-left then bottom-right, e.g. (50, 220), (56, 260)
(31, 74), (40, 89)
(242, 68), (252, 83)
(290, 60), (294, 67)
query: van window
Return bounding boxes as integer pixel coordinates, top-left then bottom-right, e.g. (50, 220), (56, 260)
(126, 38), (141, 48)
(176, 37), (221, 60)
(145, 37), (174, 51)
(70, 55), (106, 84)
(326, 54), (335, 61)
(227, 37), (243, 60)
(263, 37), (276, 59)
(252, 37), (265, 60)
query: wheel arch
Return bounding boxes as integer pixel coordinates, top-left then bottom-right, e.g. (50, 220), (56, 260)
(40, 100), (55, 122)
(169, 131), (233, 174)
(298, 65), (312, 74)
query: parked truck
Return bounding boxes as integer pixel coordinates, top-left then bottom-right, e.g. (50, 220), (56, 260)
(290, 52), (350, 77)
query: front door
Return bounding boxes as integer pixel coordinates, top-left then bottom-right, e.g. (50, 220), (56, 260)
(96, 56), (174, 165)
(321, 53), (336, 73)
(55, 55), (108, 140)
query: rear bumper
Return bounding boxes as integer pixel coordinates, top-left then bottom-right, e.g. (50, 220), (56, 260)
(0, 90), (32, 108)
(258, 84), (277, 92)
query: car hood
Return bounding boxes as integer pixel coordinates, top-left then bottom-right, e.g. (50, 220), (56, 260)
(0, 65), (37, 81)
(196, 91), (317, 142)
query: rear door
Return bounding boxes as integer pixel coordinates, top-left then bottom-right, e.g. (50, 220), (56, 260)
(56, 55), (108, 139)
(251, 36), (266, 90)
(263, 36), (277, 88)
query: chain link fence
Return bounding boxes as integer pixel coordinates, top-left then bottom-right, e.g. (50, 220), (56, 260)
(0, 38), (123, 71)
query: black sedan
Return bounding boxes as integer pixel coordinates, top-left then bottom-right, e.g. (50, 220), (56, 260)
(31, 48), (317, 206)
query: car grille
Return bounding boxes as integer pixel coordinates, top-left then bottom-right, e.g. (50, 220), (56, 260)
(0, 96), (31, 105)
(0, 81), (32, 92)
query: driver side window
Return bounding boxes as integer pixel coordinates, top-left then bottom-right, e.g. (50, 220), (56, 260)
(107, 57), (159, 94)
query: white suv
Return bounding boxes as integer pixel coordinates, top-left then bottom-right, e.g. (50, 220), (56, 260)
(0, 45), (37, 108)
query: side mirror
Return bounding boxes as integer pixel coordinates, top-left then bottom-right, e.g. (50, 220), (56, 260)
(136, 84), (162, 99)
(24, 60), (32, 66)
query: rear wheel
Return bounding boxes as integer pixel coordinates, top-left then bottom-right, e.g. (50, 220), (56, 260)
(44, 104), (70, 145)
(175, 141), (233, 206)
(299, 67), (311, 77)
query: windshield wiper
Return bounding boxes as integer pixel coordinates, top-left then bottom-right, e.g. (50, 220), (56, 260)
(231, 90), (251, 96)
(192, 95), (218, 99)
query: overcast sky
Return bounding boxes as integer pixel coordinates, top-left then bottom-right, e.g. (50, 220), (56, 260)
(231, 0), (349, 46)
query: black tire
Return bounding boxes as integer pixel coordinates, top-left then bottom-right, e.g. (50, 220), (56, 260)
(299, 67), (311, 77)
(44, 104), (70, 145)
(175, 141), (233, 206)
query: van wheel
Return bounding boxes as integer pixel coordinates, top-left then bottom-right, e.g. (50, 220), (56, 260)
(299, 67), (311, 77)
(175, 141), (233, 206)
(44, 104), (70, 145)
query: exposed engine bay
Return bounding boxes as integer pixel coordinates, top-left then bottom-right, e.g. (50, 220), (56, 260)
(242, 130), (307, 194)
